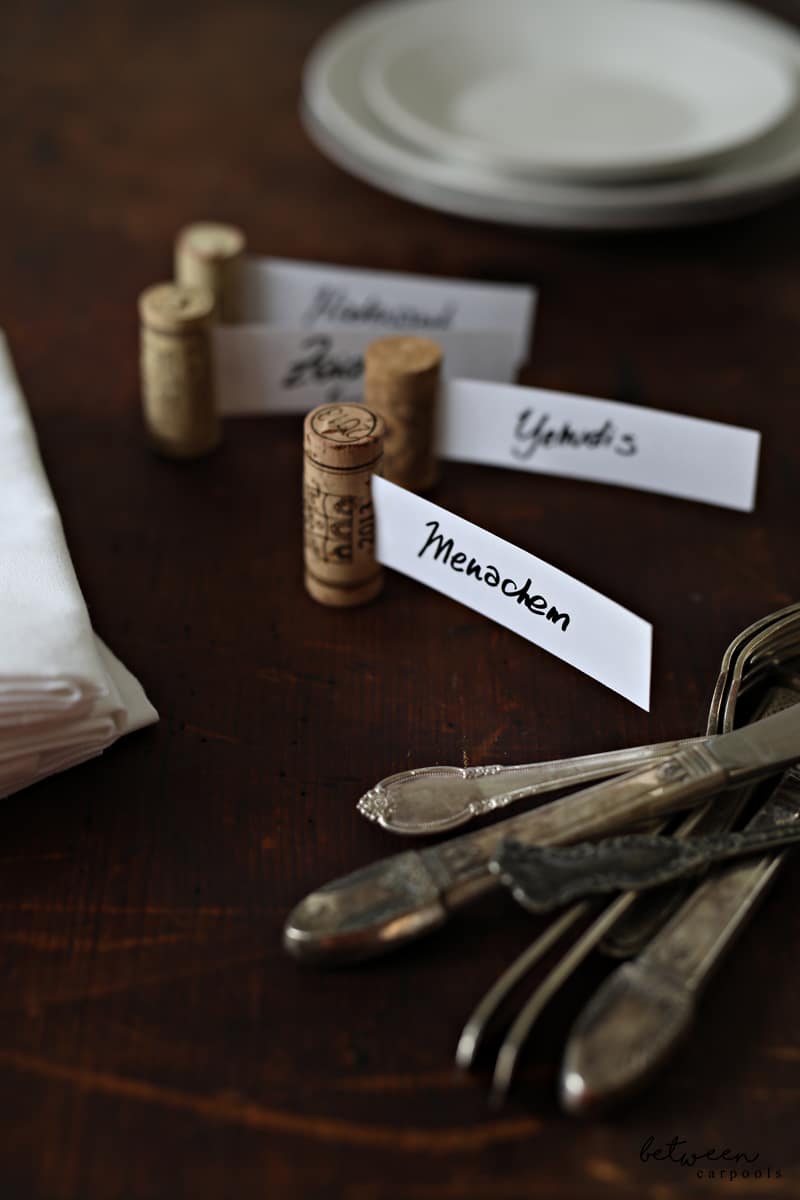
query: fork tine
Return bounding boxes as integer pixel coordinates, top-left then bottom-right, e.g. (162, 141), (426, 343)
(456, 902), (588, 1070)
(457, 832), (670, 1074)
(489, 893), (635, 1105)
(457, 621), (800, 1104)
(488, 676), (799, 1105)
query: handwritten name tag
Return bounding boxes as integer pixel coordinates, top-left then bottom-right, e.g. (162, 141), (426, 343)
(237, 257), (536, 365)
(438, 380), (760, 511)
(213, 328), (521, 415)
(372, 477), (652, 709)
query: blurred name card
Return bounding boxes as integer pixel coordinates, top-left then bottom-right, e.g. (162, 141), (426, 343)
(237, 256), (536, 365)
(438, 380), (761, 512)
(214, 327), (521, 415)
(372, 477), (652, 709)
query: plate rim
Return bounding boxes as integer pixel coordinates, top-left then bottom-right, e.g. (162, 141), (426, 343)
(302, 0), (800, 228)
(361, 0), (797, 182)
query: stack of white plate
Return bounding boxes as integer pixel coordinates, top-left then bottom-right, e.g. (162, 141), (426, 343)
(301, 0), (800, 230)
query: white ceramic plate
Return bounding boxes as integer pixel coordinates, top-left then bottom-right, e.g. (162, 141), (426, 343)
(302, 0), (800, 230)
(362, 0), (795, 182)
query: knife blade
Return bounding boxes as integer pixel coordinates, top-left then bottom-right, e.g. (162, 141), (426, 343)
(559, 763), (800, 1114)
(283, 702), (800, 965)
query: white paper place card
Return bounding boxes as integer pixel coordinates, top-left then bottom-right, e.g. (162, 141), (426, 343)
(438, 380), (760, 512)
(237, 256), (536, 365)
(372, 477), (652, 709)
(213, 327), (521, 415)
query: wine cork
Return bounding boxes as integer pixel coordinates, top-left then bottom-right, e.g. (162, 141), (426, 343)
(303, 403), (385, 607)
(174, 221), (245, 322)
(363, 335), (442, 492)
(139, 282), (220, 459)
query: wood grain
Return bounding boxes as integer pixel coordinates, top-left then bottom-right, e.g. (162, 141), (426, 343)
(0, 0), (799, 1196)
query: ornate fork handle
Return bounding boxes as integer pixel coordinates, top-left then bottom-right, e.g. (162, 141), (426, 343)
(356, 737), (706, 835)
(492, 821), (800, 914)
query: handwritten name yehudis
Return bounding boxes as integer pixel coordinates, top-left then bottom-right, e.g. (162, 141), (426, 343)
(418, 519), (570, 631)
(512, 409), (638, 459)
(437, 379), (759, 512)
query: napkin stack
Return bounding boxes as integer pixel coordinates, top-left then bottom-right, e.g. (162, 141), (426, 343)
(0, 332), (157, 798)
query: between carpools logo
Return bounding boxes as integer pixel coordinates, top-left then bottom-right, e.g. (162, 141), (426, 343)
(640, 1136), (783, 1182)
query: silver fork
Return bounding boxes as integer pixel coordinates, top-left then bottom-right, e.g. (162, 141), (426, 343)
(456, 609), (800, 1103)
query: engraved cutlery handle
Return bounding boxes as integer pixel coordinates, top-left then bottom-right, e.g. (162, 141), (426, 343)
(492, 822), (800, 914)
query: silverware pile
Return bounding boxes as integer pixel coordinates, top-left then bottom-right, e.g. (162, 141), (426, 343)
(284, 604), (800, 1112)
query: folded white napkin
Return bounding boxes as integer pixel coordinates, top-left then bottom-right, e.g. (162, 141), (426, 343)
(0, 331), (157, 797)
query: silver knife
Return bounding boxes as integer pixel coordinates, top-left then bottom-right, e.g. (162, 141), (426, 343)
(559, 763), (800, 1114)
(283, 702), (800, 965)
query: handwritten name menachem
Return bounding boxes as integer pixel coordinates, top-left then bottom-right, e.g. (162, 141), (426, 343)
(417, 520), (570, 631)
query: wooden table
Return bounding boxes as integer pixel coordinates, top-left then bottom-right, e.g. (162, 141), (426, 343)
(1, 1), (799, 1195)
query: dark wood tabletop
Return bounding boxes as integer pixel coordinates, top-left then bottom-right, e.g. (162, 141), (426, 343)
(2, 1), (800, 1196)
